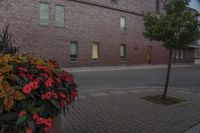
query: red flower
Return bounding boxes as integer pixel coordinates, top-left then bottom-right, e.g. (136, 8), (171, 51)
(18, 111), (27, 117)
(65, 75), (73, 82)
(45, 78), (53, 88)
(54, 94), (58, 100)
(44, 127), (50, 133)
(32, 114), (39, 120)
(41, 73), (48, 78)
(59, 100), (65, 108)
(66, 98), (72, 105)
(19, 72), (26, 77)
(55, 78), (61, 84)
(36, 65), (48, 70)
(26, 128), (32, 133)
(29, 81), (39, 90)
(61, 71), (68, 77)
(27, 74), (34, 80)
(18, 67), (28, 72)
(60, 92), (66, 99)
(34, 77), (41, 82)
(22, 84), (32, 94)
(42, 92), (53, 100)
(45, 117), (52, 128)
(71, 91), (78, 98)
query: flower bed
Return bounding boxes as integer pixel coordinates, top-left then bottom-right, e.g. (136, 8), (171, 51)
(0, 54), (78, 133)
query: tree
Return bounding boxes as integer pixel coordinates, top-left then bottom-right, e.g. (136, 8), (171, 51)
(0, 25), (18, 55)
(143, 0), (200, 99)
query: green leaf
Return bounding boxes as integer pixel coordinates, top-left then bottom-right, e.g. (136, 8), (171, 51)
(27, 117), (35, 131)
(22, 76), (29, 83)
(50, 98), (61, 110)
(16, 114), (27, 125)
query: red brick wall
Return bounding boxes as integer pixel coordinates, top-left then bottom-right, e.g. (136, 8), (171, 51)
(0, 0), (194, 67)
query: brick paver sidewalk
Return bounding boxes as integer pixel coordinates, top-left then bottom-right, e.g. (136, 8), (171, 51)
(52, 88), (200, 133)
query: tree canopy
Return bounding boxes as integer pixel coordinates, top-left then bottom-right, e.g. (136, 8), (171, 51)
(144, 0), (200, 50)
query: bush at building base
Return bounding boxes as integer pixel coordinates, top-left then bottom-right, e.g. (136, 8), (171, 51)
(0, 54), (78, 133)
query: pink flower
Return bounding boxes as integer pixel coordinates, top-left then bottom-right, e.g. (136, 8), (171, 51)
(18, 67), (28, 72)
(18, 111), (27, 117)
(26, 128), (32, 133)
(29, 81), (39, 90)
(45, 78), (53, 88)
(22, 84), (32, 94)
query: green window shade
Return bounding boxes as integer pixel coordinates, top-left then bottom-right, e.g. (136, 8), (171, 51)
(92, 43), (99, 59)
(39, 3), (49, 26)
(55, 5), (64, 27)
(120, 16), (126, 33)
(70, 42), (77, 56)
(120, 44), (126, 58)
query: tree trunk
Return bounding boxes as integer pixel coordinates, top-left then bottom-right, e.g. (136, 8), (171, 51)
(162, 49), (173, 100)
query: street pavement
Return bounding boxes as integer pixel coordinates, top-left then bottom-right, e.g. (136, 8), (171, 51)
(54, 65), (200, 133)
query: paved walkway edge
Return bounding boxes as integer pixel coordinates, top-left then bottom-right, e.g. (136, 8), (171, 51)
(184, 123), (200, 133)
(63, 64), (197, 73)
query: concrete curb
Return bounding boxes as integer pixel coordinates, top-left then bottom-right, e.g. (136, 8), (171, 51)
(63, 64), (196, 73)
(184, 123), (200, 133)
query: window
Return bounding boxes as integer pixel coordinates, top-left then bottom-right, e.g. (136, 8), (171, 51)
(70, 42), (78, 62)
(111, 0), (117, 4)
(120, 16), (126, 34)
(92, 43), (99, 61)
(39, 3), (49, 26)
(195, 49), (200, 58)
(55, 5), (64, 27)
(175, 49), (184, 59)
(156, 0), (160, 13)
(120, 44), (126, 60)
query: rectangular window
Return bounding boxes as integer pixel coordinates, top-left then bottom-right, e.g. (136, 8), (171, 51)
(92, 43), (99, 61)
(120, 16), (126, 34)
(55, 5), (64, 27)
(175, 50), (184, 59)
(120, 44), (126, 60)
(195, 49), (200, 58)
(39, 3), (49, 26)
(156, 0), (160, 13)
(70, 42), (78, 62)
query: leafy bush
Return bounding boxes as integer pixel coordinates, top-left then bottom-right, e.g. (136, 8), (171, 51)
(0, 54), (78, 133)
(0, 25), (18, 55)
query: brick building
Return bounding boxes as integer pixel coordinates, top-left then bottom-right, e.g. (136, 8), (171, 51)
(0, 0), (195, 67)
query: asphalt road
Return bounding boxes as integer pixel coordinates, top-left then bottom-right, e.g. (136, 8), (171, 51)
(72, 65), (200, 91)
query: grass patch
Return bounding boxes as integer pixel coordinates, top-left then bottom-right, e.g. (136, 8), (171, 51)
(142, 95), (185, 106)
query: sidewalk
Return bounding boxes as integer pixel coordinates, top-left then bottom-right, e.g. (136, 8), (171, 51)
(52, 87), (200, 133)
(63, 64), (195, 73)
